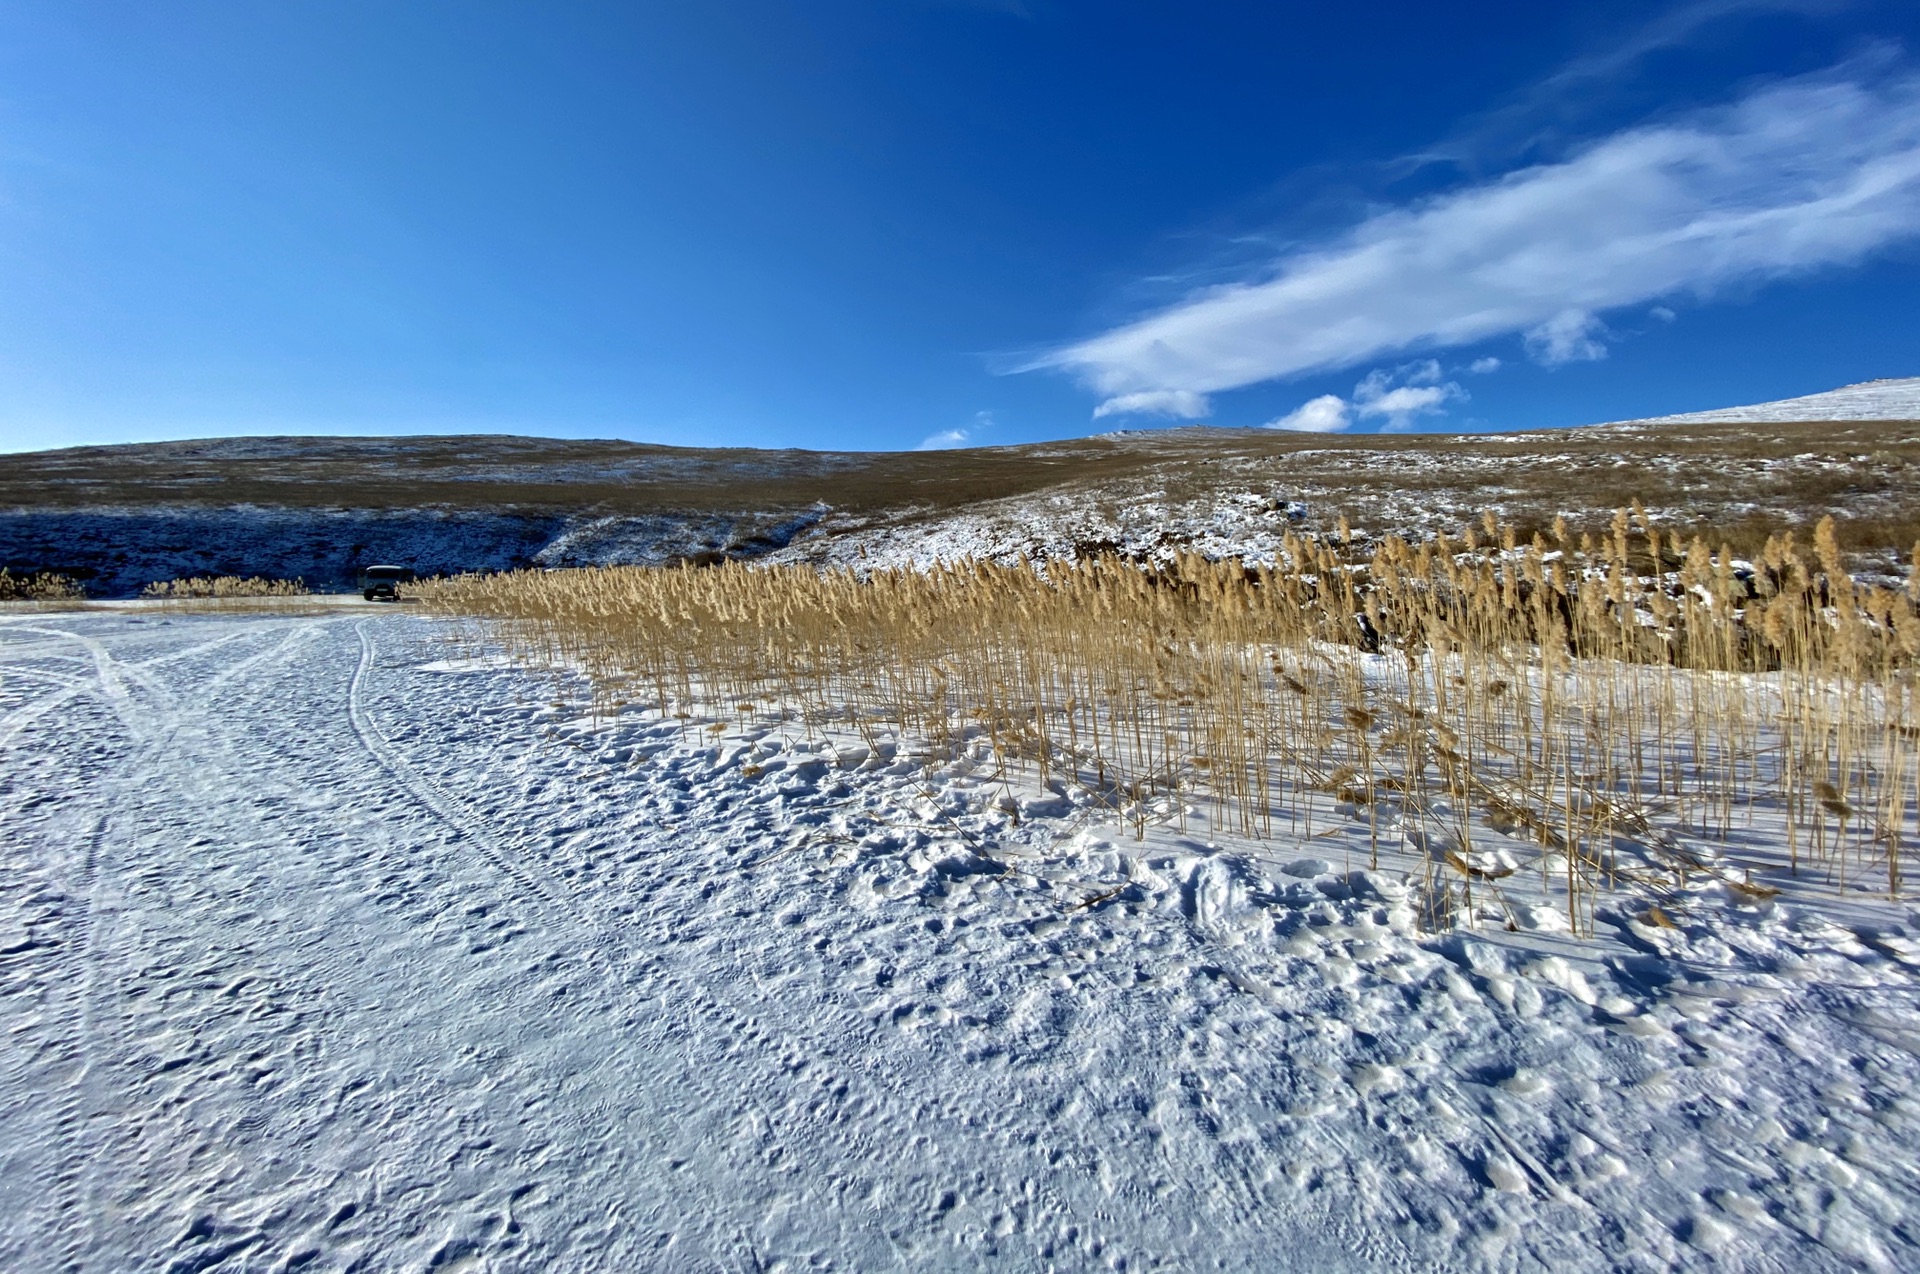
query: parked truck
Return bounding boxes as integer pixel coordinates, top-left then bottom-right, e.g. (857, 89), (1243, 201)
(357, 564), (415, 602)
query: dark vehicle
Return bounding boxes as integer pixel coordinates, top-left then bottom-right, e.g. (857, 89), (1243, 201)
(358, 565), (415, 602)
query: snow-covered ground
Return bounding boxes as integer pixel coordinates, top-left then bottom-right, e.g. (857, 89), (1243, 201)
(1614, 377), (1920, 426)
(763, 485), (1313, 574)
(6, 609), (1920, 1271)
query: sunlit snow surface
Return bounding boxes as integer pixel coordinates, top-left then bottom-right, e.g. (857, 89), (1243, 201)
(4, 611), (1920, 1271)
(1620, 377), (1920, 425)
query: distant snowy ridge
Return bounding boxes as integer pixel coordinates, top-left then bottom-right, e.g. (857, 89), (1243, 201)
(6, 400), (1918, 595)
(1612, 376), (1920, 425)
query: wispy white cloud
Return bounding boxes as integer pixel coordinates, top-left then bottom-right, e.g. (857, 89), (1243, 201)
(1352, 365), (1466, 430)
(1266, 362), (1467, 433)
(1532, 0), (1846, 102)
(1360, 385), (1458, 429)
(1035, 66), (1920, 405)
(917, 409), (995, 450)
(1089, 389), (1211, 420)
(1402, 0), (1850, 177)
(1524, 309), (1610, 366)
(1468, 356), (1502, 374)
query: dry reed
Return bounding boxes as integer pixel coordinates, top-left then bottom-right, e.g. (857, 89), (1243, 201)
(141, 575), (310, 600)
(420, 510), (1920, 932)
(0, 569), (85, 602)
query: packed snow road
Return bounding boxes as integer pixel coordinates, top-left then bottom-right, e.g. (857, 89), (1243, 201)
(3, 611), (1919, 1272)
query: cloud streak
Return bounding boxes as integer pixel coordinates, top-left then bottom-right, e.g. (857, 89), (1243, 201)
(1532, 0), (1847, 102)
(1087, 389), (1211, 420)
(1266, 360), (1467, 433)
(1036, 66), (1920, 413)
(917, 409), (996, 450)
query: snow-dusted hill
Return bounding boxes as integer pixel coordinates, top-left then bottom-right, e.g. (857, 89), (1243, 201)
(0, 506), (827, 598)
(1616, 377), (1920, 425)
(5, 404), (1920, 594)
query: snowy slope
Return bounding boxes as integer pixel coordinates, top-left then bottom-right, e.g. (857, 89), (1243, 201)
(1618, 377), (1920, 425)
(8, 411), (1920, 594)
(0, 506), (825, 597)
(5, 610), (1918, 1271)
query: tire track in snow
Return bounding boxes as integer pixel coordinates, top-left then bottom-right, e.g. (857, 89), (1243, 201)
(0, 639), (118, 750)
(1, 806), (114, 1274)
(24, 619), (940, 1265)
(0, 665), (84, 689)
(6, 617), (677, 1269)
(350, 618), (920, 1264)
(346, 620), (758, 1262)
(9, 619), (181, 1273)
(349, 620), (606, 941)
(349, 621), (988, 1265)
(5, 617), (371, 1272)
(195, 620), (321, 697)
(386, 663), (1228, 1264)
(9, 624), (162, 715)
(41, 813), (111, 1274)
(11, 616), (1450, 1267)
(0, 621), (240, 750)
(0, 620), (309, 753)
(10, 615), (1508, 1268)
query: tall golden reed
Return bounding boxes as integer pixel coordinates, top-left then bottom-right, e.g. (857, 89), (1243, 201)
(421, 511), (1919, 931)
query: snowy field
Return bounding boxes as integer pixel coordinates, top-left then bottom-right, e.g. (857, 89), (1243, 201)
(6, 609), (1920, 1271)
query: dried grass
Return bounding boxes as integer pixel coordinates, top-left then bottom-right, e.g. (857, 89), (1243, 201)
(141, 575), (310, 599)
(137, 576), (319, 612)
(0, 568), (85, 602)
(421, 508), (1920, 931)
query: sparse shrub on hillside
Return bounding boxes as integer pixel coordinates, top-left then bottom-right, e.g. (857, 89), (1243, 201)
(141, 575), (309, 600)
(422, 509), (1920, 933)
(0, 568), (85, 602)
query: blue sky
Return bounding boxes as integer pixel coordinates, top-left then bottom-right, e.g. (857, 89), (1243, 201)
(2, 1), (1919, 453)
